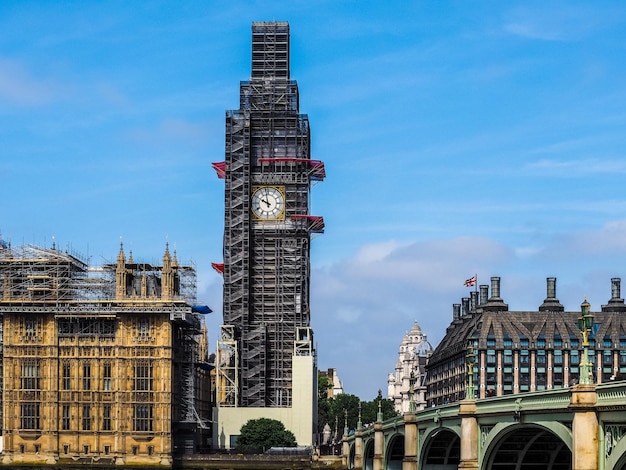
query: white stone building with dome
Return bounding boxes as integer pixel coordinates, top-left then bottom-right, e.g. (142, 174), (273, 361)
(387, 320), (433, 413)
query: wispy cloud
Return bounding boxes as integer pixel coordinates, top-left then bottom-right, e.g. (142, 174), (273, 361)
(503, 6), (604, 42)
(0, 58), (60, 106)
(539, 219), (626, 259)
(525, 157), (626, 176)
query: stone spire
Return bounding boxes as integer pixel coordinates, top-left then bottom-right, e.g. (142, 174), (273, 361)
(115, 241), (127, 300)
(199, 322), (209, 362)
(162, 242), (174, 300)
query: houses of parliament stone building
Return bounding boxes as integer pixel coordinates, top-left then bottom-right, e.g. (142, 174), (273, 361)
(0, 240), (211, 466)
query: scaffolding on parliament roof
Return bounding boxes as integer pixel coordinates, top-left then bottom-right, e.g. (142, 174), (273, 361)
(0, 242), (197, 305)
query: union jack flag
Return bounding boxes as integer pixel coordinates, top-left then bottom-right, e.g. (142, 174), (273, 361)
(464, 275), (477, 287)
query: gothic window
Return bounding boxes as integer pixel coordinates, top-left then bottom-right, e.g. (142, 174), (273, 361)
(62, 361), (71, 390)
(83, 363), (91, 391)
(133, 405), (153, 432)
(24, 318), (37, 338)
(62, 405), (70, 430)
(137, 319), (149, 338)
(21, 403), (40, 429)
(82, 406), (91, 431)
(102, 405), (112, 431)
(22, 359), (40, 390)
(134, 361), (152, 391)
(103, 362), (112, 391)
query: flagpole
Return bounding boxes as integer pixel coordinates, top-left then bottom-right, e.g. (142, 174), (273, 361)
(475, 273), (478, 293)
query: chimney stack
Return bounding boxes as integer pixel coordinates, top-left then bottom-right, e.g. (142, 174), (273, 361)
(602, 277), (626, 312)
(611, 278), (622, 301)
(479, 285), (489, 305)
(489, 277), (502, 301)
(453, 304), (461, 321)
(461, 298), (470, 317)
(470, 291), (479, 312)
(539, 277), (564, 312)
(482, 276), (508, 311)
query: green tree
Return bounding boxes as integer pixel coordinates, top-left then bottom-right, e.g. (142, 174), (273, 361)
(317, 388), (399, 440)
(237, 418), (297, 452)
(318, 374), (332, 400)
(360, 389), (398, 425)
(318, 375), (332, 435)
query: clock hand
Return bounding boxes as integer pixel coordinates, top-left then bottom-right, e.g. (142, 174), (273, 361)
(261, 198), (271, 208)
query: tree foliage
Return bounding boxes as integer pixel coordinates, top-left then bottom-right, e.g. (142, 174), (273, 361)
(317, 379), (399, 441)
(237, 418), (297, 452)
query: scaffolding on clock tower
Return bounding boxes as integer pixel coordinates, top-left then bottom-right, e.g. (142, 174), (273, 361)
(213, 22), (325, 413)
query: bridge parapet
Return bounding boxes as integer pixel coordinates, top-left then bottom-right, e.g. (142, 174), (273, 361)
(597, 381), (626, 408)
(475, 388), (572, 415)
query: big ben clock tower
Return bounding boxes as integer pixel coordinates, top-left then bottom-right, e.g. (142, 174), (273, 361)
(212, 22), (325, 448)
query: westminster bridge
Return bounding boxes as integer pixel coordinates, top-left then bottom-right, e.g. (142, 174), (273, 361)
(343, 382), (626, 470)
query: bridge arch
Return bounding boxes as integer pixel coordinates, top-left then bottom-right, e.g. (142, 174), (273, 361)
(604, 425), (626, 470)
(612, 453), (626, 470)
(363, 437), (375, 470)
(483, 422), (571, 470)
(420, 427), (461, 469)
(348, 442), (356, 469)
(385, 432), (404, 470)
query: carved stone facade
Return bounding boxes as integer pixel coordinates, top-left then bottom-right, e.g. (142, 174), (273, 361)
(387, 321), (433, 413)
(0, 242), (211, 466)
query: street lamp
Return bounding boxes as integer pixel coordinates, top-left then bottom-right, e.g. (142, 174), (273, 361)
(466, 343), (477, 399)
(577, 297), (594, 384)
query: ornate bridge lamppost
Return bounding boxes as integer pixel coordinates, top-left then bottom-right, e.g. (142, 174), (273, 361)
(578, 297), (595, 384)
(466, 343), (477, 399)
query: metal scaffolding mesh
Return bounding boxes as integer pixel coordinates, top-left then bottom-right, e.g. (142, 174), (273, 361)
(0, 243), (197, 305)
(218, 21), (321, 409)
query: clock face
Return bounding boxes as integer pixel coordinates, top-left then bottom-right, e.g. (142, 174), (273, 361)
(251, 186), (285, 220)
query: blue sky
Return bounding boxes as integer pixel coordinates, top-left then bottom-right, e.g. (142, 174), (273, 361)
(2, 1), (626, 399)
